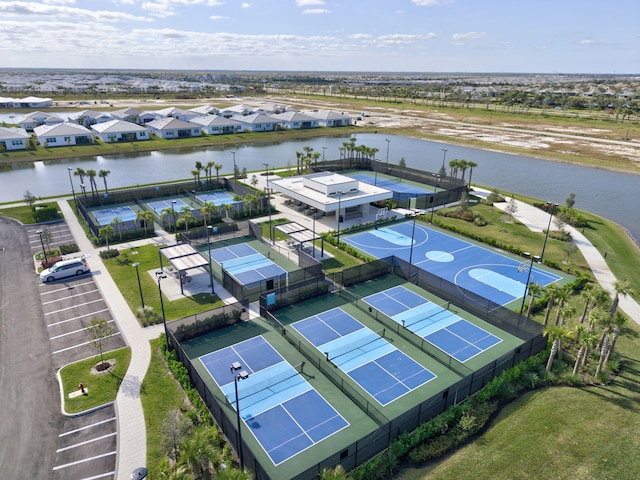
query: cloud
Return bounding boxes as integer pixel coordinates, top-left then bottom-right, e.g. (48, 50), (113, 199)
(241, 2), (251, 7)
(295, 0), (325, 5)
(209, 15), (228, 20)
(377, 33), (437, 46)
(348, 33), (372, 40)
(302, 8), (329, 14)
(578, 39), (595, 45)
(452, 31), (486, 41)
(412, 0), (452, 6)
(42, 0), (75, 4)
(141, 0), (225, 18)
(0, 1), (150, 22)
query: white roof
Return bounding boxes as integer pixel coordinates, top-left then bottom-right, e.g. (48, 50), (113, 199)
(146, 117), (199, 130)
(271, 111), (317, 122)
(190, 115), (242, 127)
(0, 127), (29, 140)
(33, 122), (92, 136)
(234, 113), (281, 125)
(306, 110), (351, 121)
(91, 119), (148, 134)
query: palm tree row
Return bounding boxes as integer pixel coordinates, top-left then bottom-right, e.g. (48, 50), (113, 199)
(74, 167), (111, 197)
(338, 137), (380, 167)
(295, 146), (322, 174)
(191, 161), (223, 190)
(447, 159), (478, 184)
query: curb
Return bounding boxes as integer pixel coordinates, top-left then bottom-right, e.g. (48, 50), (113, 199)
(56, 365), (116, 418)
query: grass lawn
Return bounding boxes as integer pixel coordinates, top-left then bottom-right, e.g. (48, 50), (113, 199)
(101, 245), (224, 321)
(59, 347), (131, 414)
(140, 339), (187, 479)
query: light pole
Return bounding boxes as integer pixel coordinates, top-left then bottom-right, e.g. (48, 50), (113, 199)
(171, 200), (178, 244)
(156, 271), (169, 350)
(322, 146), (327, 162)
(440, 148), (448, 175)
(263, 162), (273, 243)
(336, 190), (343, 244)
(206, 225), (215, 295)
(374, 158), (378, 186)
(385, 138), (390, 165)
(67, 167), (77, 213)
(310, 207), (317, 258)
(231, 150), (237, 180)
(80, 183), (87, 202)
(230, 363), (249, 469)
(540, 202), (558, 263)
(132, 262), (144, 308)
(430, 173), (441, 223)
(408, 213), (418, 265)
(519, 253), (536, 315)
(36, 229), (48, 264)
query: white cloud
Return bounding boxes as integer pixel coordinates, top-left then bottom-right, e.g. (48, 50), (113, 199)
(42, 0), (75, 4)
(578, 39), (595, 45)
(412, 0), (452, 6)
(303, 8), (329, 14)
(452, 31), (486, 41)
(0, 1), (150, 22)
(349, 33), (372, 40)
(377, 33), (437, 46)
(241, 2), (251, 7)
(209, 15), (228, 20)
(296, 0), (325, 5)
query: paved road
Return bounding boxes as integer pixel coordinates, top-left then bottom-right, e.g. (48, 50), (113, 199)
(0, 217), (62, 478)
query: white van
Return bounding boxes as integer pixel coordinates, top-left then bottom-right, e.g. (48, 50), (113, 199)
(40, 258), (90, 283)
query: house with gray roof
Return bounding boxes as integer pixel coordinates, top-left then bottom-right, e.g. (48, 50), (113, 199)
(110, 107), (141, 123)
(233, 113), (283, 132)
(271, 111), (319, 129)
(91, 120), (150, 143)
(33, 123), (94, 147)
(68, 110), (112, 128)
(190, 115), (243, 135)
(189, 104), (219, 116)
(0, 127), (30, 151)
(306, 110), (353, 127)
(145, 118), (202, 139)
(154, 107), (199, 122)
(19, 111), (64, 131)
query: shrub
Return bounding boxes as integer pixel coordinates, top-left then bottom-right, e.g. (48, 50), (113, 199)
(136, 306), (163, 327)
(41, 256), (62, 269)
(59, 243), (80, 255)
(99, 249), (120, 259)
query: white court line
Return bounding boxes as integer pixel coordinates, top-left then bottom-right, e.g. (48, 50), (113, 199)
(47, 309), (110, 328)
(52, 333), (121, 355)
(57, 432), (117, 453)
(50, 319), (116, 340)
(60, 417), (116, 437)
(42, 289), (100, 305)
(52, 451), (116, 471)
(45, 299), (104, 315)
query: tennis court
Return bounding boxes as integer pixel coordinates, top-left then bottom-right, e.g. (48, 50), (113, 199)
(344, 221), (562, 306)
(200, 336), (348, 465)
(209, 243), (287, 286)
(351, 173), (433, 196)
(363, 286), (502, 362)
(196, 191), (239, 207)
(292, 307), (436, 406)
(146, 198), (190, 213)
(93, 205), (137, 226)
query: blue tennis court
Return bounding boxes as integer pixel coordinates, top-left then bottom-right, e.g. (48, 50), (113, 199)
(363, 286), (502, 362)
(93, 206), (137, 226)
(292, 308), (436, 406)
(196, 192), (239, 207)
(351, 173), (433, 195)
(146, 198), (189, 213)
(209, 243), (287, 286)
(200, 336), (348, 466)
(344, 221), (562, 306)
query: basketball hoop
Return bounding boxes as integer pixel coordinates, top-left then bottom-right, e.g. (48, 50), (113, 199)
(517, 262), (529, 273)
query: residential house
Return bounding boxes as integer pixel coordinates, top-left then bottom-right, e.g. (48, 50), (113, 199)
(306, 110), (353, 127)
(189, 105), (219, 116)
(233, 113), (283, 132)
(33, 123), (94, 147)
(271, 111), (319, 129)
(219, 104), (254, 117)
(145, 117), (202, 139)
(191, 115), (243, 135)
(91, 119), (150, 143)
(68, 110), (112, 128)
(19, 111), (64, 131)
(110, 107), (141, 123)
(0, 127), (30, 151)
(0, 96), (53, 108)
(154, 107), (199, 122)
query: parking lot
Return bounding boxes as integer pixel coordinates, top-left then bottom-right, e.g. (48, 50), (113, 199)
(27, 221), (124, 479)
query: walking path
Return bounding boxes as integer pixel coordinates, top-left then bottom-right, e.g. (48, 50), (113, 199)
(50, 182), (639, 479)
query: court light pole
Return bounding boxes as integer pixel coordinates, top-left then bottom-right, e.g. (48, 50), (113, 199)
(156, 271), (169, 350)
(263, 162), (273, 244)
(336, 190), (343, 245)
(310, 207), (317, 258)
(36, 229), (48, 264)
(67, 167), (77, 213)
(540, 202), (559, 263)
(230, 363), (249, 470)
(440, 148), (448, 175)
(385, 138), (391, 165)
(430, 173), (441, 223)
(171, 200), (178, 244)
(206, 225), (215, 295)
(519, 253), (536, 315)
(409, 212), (418, 265)
(132, 262), (144, 308)
(80, 183), (87, 202)
(231, 150), (237, 180)
(322, 146), (327, 162)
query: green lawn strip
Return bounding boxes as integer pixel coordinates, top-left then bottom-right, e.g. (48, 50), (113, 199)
(101, 245), (224, 321)
(320, 241), (364, 273)
(259, 217), (291, 241)
(141, 338), (187, 479)
(59, 347), (131, 414)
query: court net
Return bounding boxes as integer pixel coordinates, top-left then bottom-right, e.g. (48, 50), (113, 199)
(327, 329), (386, 362)
(236, 364), (305, 403)
(403, 300), (451, 330)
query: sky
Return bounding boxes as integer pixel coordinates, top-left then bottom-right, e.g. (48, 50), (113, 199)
(0, 0), (638, 74)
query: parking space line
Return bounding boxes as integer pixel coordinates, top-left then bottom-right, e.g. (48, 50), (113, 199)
(56, 432), (117, 453)
(47, 309), (111, 328)
(42, 289), (100, 305)
(45, 299), (104, 315)
(80, 472), (116, 480)
(52, 333), (121, 355)
(50, 320), (117, 340)
(60, 417), (117, 437)
(40, 280), (96, 294)
(52, 451), (116, 471)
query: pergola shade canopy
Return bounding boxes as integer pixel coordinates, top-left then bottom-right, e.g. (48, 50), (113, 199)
(160, 243), (209, 272)
(275, 221), (322, 243)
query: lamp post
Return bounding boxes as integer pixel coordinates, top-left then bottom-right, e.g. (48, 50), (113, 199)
(310, 207), (317, 258)
(36, 229), (48, 264)
(132, 262), (144, 308)
(80, 183), (87, 201)
(231, 150), (237, 180)
(171, 200), (177, 244)
(430, 173), (441, 223)
(336, 190), (343, 245)
(440, 148), (448, 175)
(67, 167), (77, 213)
(322, 146), (327, 162)
(206, 225), (215, 295)
(519, 253), (536, 315)
(540, 202), (558, 263)
(230, 363), (249, 470)
(408, 213), (418, 265)
(263, 162), (273, 244)
(156, 271), (169, 350)
(385, 138), (390, 165)
(373, 158), (378, 186)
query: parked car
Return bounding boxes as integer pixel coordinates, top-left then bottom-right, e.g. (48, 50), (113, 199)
(40, 258), (90, 283)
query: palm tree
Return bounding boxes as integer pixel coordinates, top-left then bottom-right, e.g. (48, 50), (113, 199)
(467, 160), (478, 188)
(99, 225), (114, 251)
(525, 282), (543, 319)
(610, 279), (634, 317)
(73, 167), (86, 185)
(244, 194), (256, 216)
(544, 325), (569, 371)
(594, 334), (610, 377)
(553, 286), (570, 326)
(194, 161), (204, 185)
(160, 207), (175, 232)
(213, 163), (222, 186)
(604, 311), (628, 363)
(177, 206), (196, 235)
(458, 159), (469, 182)
(200, 201), (218, 226)
(559, 303), (576, 327)
(177, 428), (219, 479)
(190, 169), (200, 190)
(111, 217), (123, 241)
(542, 284), (561, 326)
(136, 210), (155, 234)
(448, 159), (459, 178)
(205, 161), (215, 187)
(320, 464), (349, 480)
(98, 169), (111, 194)
(86, 169), (98, 197)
